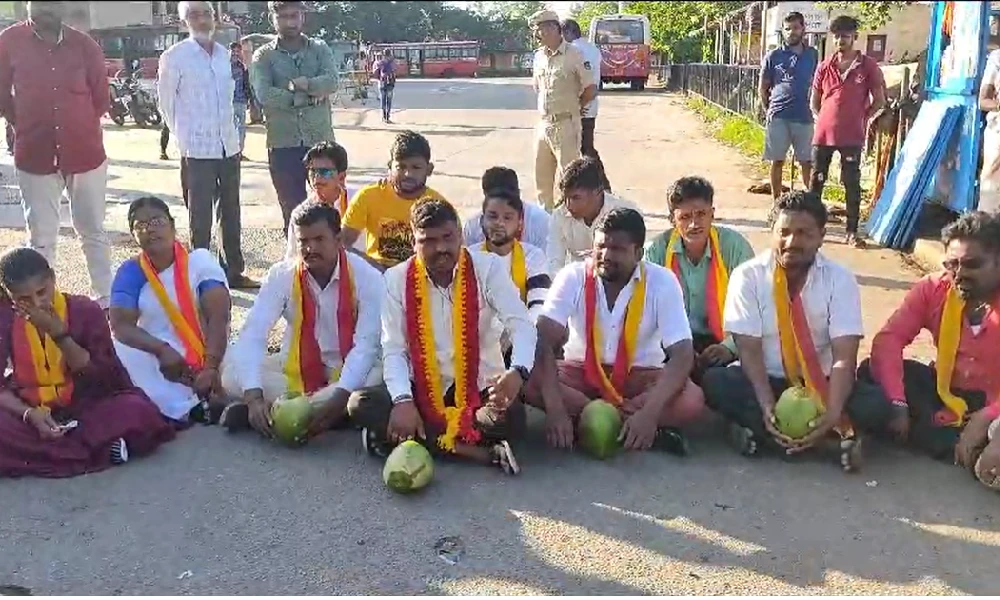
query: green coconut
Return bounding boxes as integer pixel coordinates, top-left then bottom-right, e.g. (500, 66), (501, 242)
(773, 386), (822, 440)
(383, 440), (435, 493)
(579, 399), (623, 460)
(271, 394), (312, 446)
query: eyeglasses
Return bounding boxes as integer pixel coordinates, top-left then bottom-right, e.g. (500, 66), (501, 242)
(308, 167), (339, 179)
(132, 216), (170, 232)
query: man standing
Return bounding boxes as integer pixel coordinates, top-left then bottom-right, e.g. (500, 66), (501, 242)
(530, 9), (597, 212)
(759, 12), (819, 216)
(251, 0), (339, 232)
(159, 1), (255, 289)
(230, 41), (252, 156)
(810, 16), (885, 248)
(0, 1), (113, 307)
(562, 18), (611, 192)
(372, 48), (396, 124)
(978, 47), (1000, 213)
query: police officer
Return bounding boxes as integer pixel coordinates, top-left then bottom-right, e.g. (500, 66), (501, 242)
(530, 9), (597, 212)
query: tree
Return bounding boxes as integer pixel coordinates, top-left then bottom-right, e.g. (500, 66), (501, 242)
(818, 1), (914, 30)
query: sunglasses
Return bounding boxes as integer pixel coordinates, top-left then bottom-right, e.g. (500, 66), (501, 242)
(308, 167), (340, 179)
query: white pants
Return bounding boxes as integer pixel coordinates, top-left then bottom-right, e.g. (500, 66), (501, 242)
(221, 353), (383, 406)
(17, 161), (112, 305)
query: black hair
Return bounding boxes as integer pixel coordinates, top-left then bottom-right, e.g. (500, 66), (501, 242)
(595, 207), (646, 248)
(775, 190), (828, 228)
(0, 247), (53, 294)
(481, 166), (519, 195)
(562, 18), (582, 38)
(410, 197), (459, 230)
(558, 157), (604, 193)
(829, 15), (859, 34)
(127, 196), (174, 231)
(668, 176), (714, 210)
(784, 11), (805, 26)
(482, 187), (524, 216)
(268, 1), (304, 12)
(292, 200), (342, 234)
(303, 141), (349, 173)
(391, 130), (431, 163)
(942, 211), (1000, 254)
(229, 41), (241, 50)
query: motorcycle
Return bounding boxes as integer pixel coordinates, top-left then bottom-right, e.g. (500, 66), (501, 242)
(109, 69), (162, 128)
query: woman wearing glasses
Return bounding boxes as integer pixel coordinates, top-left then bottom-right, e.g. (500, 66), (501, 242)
(109, 196), (234, 427)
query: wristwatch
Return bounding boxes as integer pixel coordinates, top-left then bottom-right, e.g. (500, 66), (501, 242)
(392, 393), (414, 405)
(510, 365), (530, 382)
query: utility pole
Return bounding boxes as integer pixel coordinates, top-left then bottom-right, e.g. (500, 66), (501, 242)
(618, 1), (626, 14)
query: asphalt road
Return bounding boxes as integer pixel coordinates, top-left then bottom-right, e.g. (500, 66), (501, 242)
(0, 78), (998, 595)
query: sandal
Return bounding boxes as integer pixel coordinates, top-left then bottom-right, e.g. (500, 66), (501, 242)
(491, 440), (520, 476)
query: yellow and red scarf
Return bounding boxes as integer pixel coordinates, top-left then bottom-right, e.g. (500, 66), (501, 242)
(11, 291), (74, 407)
(286, 247), (357, 396)
(665, 227), (728, 342)
(773, 264), (853, 437)
(139, 241), (205, 369)
(583, 260), (646, 407)
(479, 240), (527, 302)
(405, 249), (481, 451)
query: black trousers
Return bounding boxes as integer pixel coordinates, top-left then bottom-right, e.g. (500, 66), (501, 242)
(810, 145), (863, 233)
(347, 384), (526, 455)
(581, 117), (611, 191)
(160, 124), (170, 155)
(856, 359), (986, 460)
(701, 364), (887, 446)
(180, 155), (244, 277)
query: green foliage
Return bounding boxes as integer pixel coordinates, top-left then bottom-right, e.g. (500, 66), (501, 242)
(818, 1), (914, 30)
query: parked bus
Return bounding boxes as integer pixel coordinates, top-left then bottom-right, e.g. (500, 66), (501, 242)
(90, 22), (242, 82)
(589, 14), (651, 90)
(368, 41), (479, 78)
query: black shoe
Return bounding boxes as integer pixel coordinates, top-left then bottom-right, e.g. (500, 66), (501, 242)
(159, 152), (169, 160)
(219, 402), (250, 433)
(653, 427), (690, 456)
(110, 438), (129, 465)
(361, 427), (390, 458)
(727, 422), (760, 457)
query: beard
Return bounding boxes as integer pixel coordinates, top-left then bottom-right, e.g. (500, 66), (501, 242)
(189, 29), (214, 42)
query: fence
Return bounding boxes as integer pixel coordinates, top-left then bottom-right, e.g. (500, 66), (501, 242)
(665, 64), (764, 125)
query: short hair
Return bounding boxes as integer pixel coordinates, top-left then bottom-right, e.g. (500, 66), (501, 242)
(559, 157), (604, 193)
(268, 1), (304, 13)
(481, 166), (519, 195)
(178, 0), (213, 19)
(229, 42), (241, 51)
(292, 200), (341, 234)
(482, 187), (524, 216)
(127, 196), (174, 230)
(562, 19), (582, 38)
(391, 130), (431, 163)
(784, 11), (805, 26)
(829, 15), (859, 34)
(942, 211), (1000, 254)
(410, 197), (459, 230)
(303, 141), (349, 173)
(668, 176), (714, 210)
(0, 247), (53, 294)
(595, 207), (646, 248)
(774, 190), (828, 229)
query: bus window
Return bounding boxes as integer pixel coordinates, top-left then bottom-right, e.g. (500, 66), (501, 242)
(449, 48), (461, 58)
(595, 20), (645, 44)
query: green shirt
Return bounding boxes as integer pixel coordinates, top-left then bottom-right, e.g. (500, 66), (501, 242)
(644, 225), (755, 353)
(250, 36), (338, 149)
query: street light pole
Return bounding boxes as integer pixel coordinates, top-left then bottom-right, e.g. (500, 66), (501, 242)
(618, 1), (626, 13)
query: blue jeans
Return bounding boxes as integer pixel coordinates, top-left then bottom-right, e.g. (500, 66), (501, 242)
(233, 102), (247, 152)
(380, 84), (394, 120)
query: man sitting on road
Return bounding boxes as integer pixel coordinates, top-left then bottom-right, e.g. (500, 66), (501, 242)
(349, 198), (537, 475)
(644, 176), (755, 377)
(700, 191), (883, 472)
(527, 207), (705, 455)
(547, 157), (636, 274)
(462, 166), (551, 251)
(859, 212), (1000, 486)
(285, 141), (362, 260)
(222, 202), (384, 440)
(341, 130), (446, 272)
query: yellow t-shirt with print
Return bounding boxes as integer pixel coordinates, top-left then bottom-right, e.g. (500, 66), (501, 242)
(342, 181), (446, 268)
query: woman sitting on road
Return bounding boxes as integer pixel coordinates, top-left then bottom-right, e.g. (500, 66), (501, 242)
(0, 248), (174, 478)
(110, 197), (233, 427)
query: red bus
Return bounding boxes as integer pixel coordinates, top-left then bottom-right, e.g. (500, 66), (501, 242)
(589, 14), (652, 90)
(90, 22), (241, 81)
(368, 41), (479, 78)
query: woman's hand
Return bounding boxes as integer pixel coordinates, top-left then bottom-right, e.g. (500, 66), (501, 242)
(26, 407), (63, 440)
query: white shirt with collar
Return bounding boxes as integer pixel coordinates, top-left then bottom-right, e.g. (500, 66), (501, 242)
(724, 249), (864, 380)
(570, 37), (602, 118)
(462, 201), (552, 251)
(232, 252), (384, 394)
(541, 260), (692, 366)
(382, 251), (538, 403)
(468, 240), (550, 322)
(157, 37), (240, 159)
(546, 192), (638, 274)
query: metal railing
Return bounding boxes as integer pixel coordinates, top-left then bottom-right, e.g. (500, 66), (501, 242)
(665, 64), (764, 125)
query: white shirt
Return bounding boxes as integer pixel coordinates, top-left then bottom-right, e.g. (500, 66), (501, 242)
(724, 250), (864, 379)
(382, 251), (537, 403)
(284, 185), (364, 260)
(542, 260), (691, 366)
(232, 253), (384, 394)
(468, 240), (550, 322)
(158, 38), (240, 159)
(546, 192), (638, 274)
(462, 201), (552, 251)
(571, 37), (602, 118)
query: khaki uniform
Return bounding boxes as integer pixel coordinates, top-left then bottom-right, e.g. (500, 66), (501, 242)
(533, 41), (595, 211)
